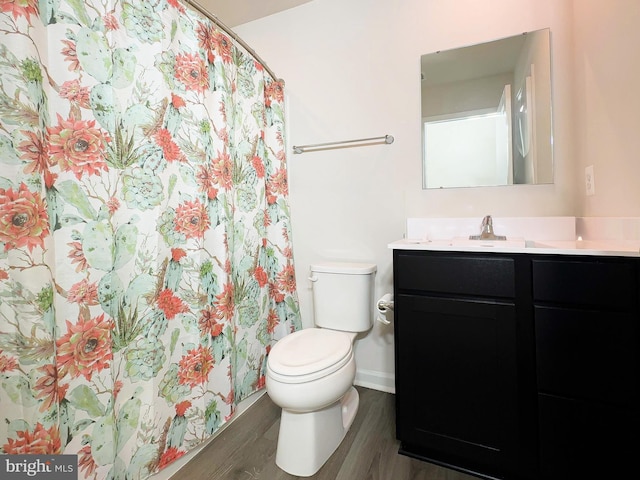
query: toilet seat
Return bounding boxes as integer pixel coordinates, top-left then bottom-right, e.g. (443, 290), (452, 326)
(267, 328), (353, 384)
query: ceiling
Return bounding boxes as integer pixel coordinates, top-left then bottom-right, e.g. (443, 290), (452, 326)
(198, 0), (313, 27)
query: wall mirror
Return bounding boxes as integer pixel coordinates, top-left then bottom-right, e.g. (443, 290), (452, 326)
(421, 28), (553, 189)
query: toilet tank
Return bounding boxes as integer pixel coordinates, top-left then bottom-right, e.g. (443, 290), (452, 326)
(309, 262), (377, 332)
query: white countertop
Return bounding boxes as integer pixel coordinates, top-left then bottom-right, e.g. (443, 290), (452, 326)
(389, 238), (640, 257)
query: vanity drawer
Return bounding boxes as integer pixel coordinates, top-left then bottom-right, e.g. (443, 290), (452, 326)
(394, 251), (515, 298)
(532, 258), (637, 309)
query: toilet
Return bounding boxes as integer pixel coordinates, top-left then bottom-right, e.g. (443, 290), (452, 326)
(266, 261), (377, 476)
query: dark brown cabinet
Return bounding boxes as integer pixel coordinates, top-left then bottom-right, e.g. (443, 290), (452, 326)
(393, 250), (640, 479)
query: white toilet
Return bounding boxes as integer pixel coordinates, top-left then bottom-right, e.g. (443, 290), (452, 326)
(266, 261), (377, 477)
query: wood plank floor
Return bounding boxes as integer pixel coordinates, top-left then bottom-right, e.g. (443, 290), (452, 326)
(173, 386), (478, 480)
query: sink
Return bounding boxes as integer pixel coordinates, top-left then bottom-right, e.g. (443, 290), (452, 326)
(449, 237), (526, 248)
(414, 237), (527, 248)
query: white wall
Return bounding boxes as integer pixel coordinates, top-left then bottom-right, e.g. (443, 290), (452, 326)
(233, 0), (579, 391)
(236, 0), (640, 391)
(234, 0), (577, 392)
(572, 0), (640, 216)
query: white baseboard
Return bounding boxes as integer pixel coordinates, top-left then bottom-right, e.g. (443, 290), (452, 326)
(354, 368), (395, 394)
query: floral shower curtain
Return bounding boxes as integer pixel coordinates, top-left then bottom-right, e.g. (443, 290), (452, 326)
(0, 1), (301, 478)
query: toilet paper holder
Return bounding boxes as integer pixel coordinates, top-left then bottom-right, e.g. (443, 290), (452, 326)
(377, 297), (394, 312)
(376, 294), (394, 325)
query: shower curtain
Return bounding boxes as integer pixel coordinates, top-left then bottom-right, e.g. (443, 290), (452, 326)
(0, 1), (301, 478)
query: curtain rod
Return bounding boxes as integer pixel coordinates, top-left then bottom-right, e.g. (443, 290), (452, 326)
(292, 135), (395, 154)
(182, 0), (282, 83)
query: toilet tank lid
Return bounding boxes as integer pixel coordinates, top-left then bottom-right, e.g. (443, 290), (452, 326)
(310, 262), (377, 274)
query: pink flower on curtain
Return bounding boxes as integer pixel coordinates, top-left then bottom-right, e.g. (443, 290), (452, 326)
(269, 281), (285, 303)
(60, 39), (80, 71)
(214, 282), (234, 321)
(198, 306), (223, 337)
(48, 114), (110, 180)
(157, 447), (186, 469)
(67, 241), (89, 272)
(174, 53), (209, 93)
(2, 423), (62, 455)
(267, 310), (280, 334)
(251, 155), (265, 178)
(78, 444), (98, 478)
(177, 345), (214, 388)
(157, 288), (189, 320)
(0, 183), (49, 252)
(174, 199), (210, 239)
(107, 197), (120, 215)
(269, 168), (289, 196)
(166, 0), (186, 14)
(113, 380), (123, 399)
(196, 22), (233, 64)
(277, 265), (297, 293)
(33, 364), (69, 413)
(171, 247), (187, 262)
(0, 0), (38, 25)
(263, 210), (271, 228)
(265, 81), (284, 107)
(175, 400), (192, 417)
(17, 129), (51, 175)
(56, 314), (114, 381)
(67, 278), (99, 306)
(154, 128), (187, 162)
(43, 170), (57, 189)
(253, 266), (268, 288)
(103, 13), (119, 31)
(266, 182), (277, 205)
(211, 150), (233, 190)
(195, 164), (219, 200)
(0, 350), (18, 372)
(59, 79), (91, 109)
(171, 93), (186, 109)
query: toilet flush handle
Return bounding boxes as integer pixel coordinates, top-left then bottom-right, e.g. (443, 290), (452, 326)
(308, 275), (318, 282)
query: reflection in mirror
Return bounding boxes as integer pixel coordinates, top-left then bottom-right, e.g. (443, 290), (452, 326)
(421, 29), (553, 189)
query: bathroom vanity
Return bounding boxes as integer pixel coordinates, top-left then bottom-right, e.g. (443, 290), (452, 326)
(391, 242), (640, 480)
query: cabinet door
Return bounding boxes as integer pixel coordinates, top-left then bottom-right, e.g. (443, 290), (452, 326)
(395, 294), (519, 476)
(538, 393), (640, 479)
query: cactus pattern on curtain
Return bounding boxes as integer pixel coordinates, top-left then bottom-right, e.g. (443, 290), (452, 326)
(0, 1), (301, 478)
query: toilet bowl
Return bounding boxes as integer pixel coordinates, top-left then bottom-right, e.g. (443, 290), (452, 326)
(265, 261), (376, 477)
(266, 328), (356, 412)
(266, 329), (359, 476)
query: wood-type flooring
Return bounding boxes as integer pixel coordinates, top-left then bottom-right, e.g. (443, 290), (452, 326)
(173, 386), (477, 480)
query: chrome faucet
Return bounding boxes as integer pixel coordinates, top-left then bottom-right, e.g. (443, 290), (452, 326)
(469, 215), (506, 240)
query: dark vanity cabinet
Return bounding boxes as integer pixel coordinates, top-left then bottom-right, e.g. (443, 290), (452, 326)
(533, 258), (640, 478)
(393, 249), (640, 480)
(393, 250), (537, 479)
